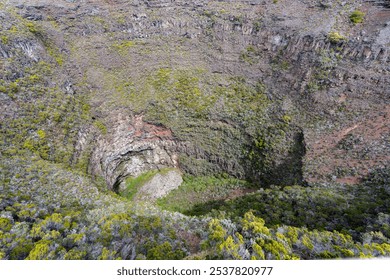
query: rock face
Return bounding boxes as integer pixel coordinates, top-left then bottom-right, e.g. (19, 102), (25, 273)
(1, 0), (389, 193)
(90, 113), (179, 190)
(135, 169), (183, 201)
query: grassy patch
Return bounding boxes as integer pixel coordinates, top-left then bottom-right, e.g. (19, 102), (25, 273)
(93, 120), (107, 135)
(157, 175), (253, 213)
(120, 168), (174, 200)
(121, 170), (159, 200)
(112, 40), (136, 55)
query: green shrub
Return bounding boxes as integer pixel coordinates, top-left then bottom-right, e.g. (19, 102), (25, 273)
(64, 249), (87, 260)
(218, 235), (243, 259)
(263, 239), (289, 260)
(242, 211), (270, 235)
(9, 82), (19, 93)
(25, 22), (40, 34)
(328, 32), (345, 43)
(26, 240), (51, 260)
(318, 250), (338, 259)
(349, 10), (365, 24)
(0, 35), (8, 44)
(98, 248), (121, 260)
(0, 218), (12, 231)
(10, 240), (34, 260)
(202, 218), (226, 251)
(252, 242), (265, 259)
(147, 241), (185, 260)
(37, 130), (46, 139)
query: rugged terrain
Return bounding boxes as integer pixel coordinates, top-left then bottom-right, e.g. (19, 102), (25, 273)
(0, 0), (389, 260)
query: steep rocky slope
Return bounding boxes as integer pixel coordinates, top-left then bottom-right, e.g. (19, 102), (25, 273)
(0, 0), (389, 260)
(2, 0), (388, 188)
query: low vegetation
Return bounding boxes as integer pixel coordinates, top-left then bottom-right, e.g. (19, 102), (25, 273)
(328, 31), (345, 44)
(157, 175), (253, 213)
(349, 10), (365, 24)
(2, 157), (389, 260)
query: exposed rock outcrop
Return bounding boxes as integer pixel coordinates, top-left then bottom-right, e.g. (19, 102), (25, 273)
(135, 169), (183, 201)
(90, 113), (179, 190)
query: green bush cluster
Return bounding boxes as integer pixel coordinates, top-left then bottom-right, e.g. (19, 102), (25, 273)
(0, 158), (198, 260)
(182, 180), (390, 241)
(0, 57), (90, 164)
(349, 10), (365, 24)
(202, 211), (390, 260)
(328, 32), (345, 43)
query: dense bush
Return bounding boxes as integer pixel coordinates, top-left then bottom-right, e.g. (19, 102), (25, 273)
(0, 158), (203, 260)
(181, 180), (390, 241)
(201, 211), (390, 260)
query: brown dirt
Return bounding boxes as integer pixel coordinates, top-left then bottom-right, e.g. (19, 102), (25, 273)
(131, 114), (173, 140)
(176, 230), (201, 254)
(306, 104), (390, 185)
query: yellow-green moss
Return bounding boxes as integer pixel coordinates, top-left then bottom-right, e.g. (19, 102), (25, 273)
(112, 40), (136, 55)
(25, 21), (40, 34)
(93, 120), (107, 135)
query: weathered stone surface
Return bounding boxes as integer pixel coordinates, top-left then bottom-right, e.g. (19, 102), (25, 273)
(135, 169), (183, 201)
(90, 113), (179, 190)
